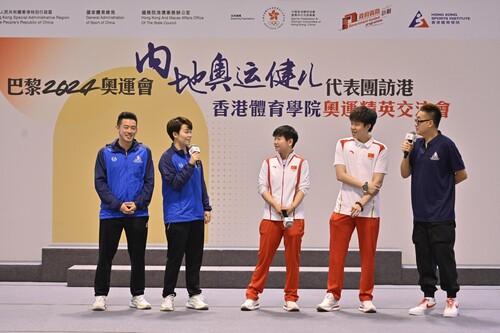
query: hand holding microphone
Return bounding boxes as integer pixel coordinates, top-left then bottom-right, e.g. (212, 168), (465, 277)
(189, 144), (202, 167)
(403, 131), (416, 158)
(282, 209), (294, 228)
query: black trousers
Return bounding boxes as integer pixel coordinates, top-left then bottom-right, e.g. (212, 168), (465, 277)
(94, 216), (149, 297)
(162, 220), (205, 298)
(412, 221), (460, 298)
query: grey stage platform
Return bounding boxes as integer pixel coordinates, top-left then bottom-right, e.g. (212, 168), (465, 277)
(0, 282), (499, 333)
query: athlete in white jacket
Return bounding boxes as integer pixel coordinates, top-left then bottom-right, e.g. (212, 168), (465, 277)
(242, 125), (310, 312)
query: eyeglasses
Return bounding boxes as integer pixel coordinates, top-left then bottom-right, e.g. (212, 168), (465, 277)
(414, 118), (432, 124)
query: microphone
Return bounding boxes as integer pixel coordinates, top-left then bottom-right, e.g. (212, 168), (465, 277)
(403, 131), (416, 158)
(189, 144), (201, 167)
(282, 209), (294, 228)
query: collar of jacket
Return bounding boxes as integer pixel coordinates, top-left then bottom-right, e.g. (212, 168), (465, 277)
(108, 138), (140, 153)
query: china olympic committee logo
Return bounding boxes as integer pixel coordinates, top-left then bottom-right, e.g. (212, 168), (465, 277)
(263, 7), (285, 29)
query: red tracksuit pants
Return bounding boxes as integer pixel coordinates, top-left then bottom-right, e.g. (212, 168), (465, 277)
(246, 219), (305, 302)
(327, 212), (380, 302)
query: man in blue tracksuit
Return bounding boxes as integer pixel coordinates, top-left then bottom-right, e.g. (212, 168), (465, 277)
(158, 116), (212, 312)
(92, 111), (154, 311)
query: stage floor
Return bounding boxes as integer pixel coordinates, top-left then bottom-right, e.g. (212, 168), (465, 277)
(1, 282), (499, 333)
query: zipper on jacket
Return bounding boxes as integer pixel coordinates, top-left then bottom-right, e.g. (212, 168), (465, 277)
(280, 157), (286, 210)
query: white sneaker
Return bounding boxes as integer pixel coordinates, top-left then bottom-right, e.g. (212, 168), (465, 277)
(241, 299), (260, 311)
(358, 300), (377, 313)
(92, 296), (107, 311)
(186, 294), (209, 310)
(283, 301), (300, 312)
(443, 298), (459, 317)
(409, 297), (436, 316)
(129, 295), (151, 310)
(316, 293), (340, 312)
(160, 294), (175, 311)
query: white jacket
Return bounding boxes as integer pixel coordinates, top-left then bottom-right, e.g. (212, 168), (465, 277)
(258, 152), (310, 221)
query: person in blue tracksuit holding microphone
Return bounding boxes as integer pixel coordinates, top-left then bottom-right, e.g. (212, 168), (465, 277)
(158, 116), (212, 312)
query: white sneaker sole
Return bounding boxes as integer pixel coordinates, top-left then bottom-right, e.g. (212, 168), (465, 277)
(359, 306), (377, 313)
(443, 311), (458, 318)
(160, 306), (174, 311)
(283, 306), (300, 312)
(186, 304), (209, 310)
(316, 304), (340, 312)
(241, 304), (260, 311)
(129, 303), (151, 310)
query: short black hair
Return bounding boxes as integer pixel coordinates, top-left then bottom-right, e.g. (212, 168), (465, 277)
(349, 106), (377, 132)
(117, 112), (137, 126)
(419, 103), (442, 128)
(166, 116), (193, 141)
(272, 125), (299, 148)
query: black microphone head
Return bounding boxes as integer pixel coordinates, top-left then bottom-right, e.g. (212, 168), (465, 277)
(404, 131), (416, 158)
(405, 131), (416, 142)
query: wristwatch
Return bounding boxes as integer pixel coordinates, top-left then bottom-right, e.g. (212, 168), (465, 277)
(362, 182), (368, 193)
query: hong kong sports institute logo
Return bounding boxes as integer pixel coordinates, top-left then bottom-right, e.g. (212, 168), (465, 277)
(263, 7), (285, 29)
(409, 10), (429, 28)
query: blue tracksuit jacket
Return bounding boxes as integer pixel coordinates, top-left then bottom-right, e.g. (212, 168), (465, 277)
(158, 144), (211, 223)
(94, 139), (154, 219)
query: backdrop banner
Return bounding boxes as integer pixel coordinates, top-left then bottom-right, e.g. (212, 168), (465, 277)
(1, 1), (498, 265)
